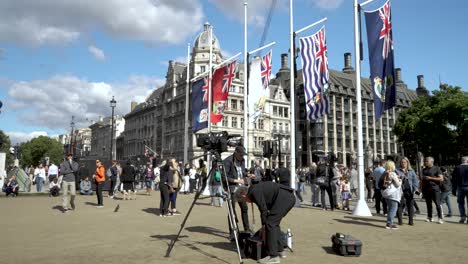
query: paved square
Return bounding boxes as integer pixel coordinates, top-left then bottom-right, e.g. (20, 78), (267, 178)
(0, 191), (465, 264)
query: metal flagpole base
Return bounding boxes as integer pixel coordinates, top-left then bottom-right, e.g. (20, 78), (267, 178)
(352, 199), (372, 216)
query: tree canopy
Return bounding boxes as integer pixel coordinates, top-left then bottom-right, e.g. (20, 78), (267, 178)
(0, 130), (14, 167)
(20, 136), (64, 166)
(394, 84), (468, 164)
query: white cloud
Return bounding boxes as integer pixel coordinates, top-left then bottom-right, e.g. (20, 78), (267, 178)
(6, 74), (164, 130)
(311, 0), (344, 10)
(6, 131), (49, 144)
(88, 45), (106, 61)
(0, 0), (204, 46)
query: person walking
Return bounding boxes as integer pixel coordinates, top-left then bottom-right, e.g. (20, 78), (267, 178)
(452, 156), (468, 223)
(439, 167), (453, 218)
(182, 163), (190, 194)
(120, 160), (136, 200)
(373, 159), (388, 215)
(396, 157), (419, 226)
(168, 158), (182, 215)
(380, 160), (402, 230)
(108, 160), (119, 199)
(159, 160), (171, 217)
(209, 162), (223, 207)
(145, 164), (154, 196)
(421, 157), (444, 224)
(189, 164), (197, 193)
(34, 163), (46, 192)
(93, 160), (105, 208)
(59, 153), (79, 212)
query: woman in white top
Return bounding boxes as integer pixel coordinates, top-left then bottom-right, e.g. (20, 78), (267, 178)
(381, 160), (402, 230)
(34, 164), (46, 193)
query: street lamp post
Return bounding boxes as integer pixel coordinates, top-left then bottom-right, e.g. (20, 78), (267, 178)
(110, 96), (117, 162)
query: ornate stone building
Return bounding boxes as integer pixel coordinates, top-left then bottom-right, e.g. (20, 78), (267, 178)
(89, 116), (125, 160)
(293, 53), (422, 167)
(119, 23), (291, 167)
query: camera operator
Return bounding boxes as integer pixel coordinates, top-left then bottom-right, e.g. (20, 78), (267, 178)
(235, 181), (295, 264)
(223, 145), (252, 238)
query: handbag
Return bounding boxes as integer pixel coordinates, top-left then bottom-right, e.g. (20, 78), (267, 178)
(381, 183), (398, 199)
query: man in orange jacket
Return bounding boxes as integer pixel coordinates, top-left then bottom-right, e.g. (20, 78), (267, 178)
(93, 159), (106, 208)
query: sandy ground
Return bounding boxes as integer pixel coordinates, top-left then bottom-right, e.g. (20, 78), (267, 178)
(0, 188), (466, 264)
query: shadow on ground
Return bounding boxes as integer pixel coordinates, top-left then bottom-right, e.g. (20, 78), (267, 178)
(142, 208), (162, 215)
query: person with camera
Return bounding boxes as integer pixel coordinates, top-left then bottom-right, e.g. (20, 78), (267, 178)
(223, 145), (252, 239)
(396, 157), (419, 226)
(60, 153), (79, 212)
(235, 181), (295, 264)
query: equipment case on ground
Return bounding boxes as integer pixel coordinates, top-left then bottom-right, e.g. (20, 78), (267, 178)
(331, 233), (362, 256)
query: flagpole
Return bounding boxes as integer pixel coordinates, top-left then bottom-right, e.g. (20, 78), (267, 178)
(289, 0), (296, 190)
(295, 17), (328, 35)
(208, 25), (213, 132)
(247, 41), (276, 55)
(183, 43), (190, 165)
(243, 1), (249, 162)
(352, 0), (372, 216)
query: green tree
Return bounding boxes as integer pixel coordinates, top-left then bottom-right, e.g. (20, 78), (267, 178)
(394, 84), (468, 164)
(0, 130), (14, 166)
(20, 136), (64, 166)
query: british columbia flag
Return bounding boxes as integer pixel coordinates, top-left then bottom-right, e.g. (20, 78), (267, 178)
(299, 26), (330, 121)
(365, 0), (396, 120)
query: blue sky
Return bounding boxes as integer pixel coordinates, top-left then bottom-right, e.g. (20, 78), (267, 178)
(0, 0), (466, 143)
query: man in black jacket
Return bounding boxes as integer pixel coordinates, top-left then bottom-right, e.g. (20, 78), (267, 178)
(235, 181), (295, 264)
(452, 156), (468, 224)
(223, 146), (251, 237)
(275, 162), (290, 187)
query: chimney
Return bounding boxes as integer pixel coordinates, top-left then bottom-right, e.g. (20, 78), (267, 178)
(281, 53), (289, 70)
(417, 75), (425, 88)
(131, 101), (137, 111)
(416, 75), (429, 97)
(342, 52), (354, 73)
(395, 68), (402, 83)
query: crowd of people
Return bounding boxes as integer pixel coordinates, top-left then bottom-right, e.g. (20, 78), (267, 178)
(1, 149), (467, 264)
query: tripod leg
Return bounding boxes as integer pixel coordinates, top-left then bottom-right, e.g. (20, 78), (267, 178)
(226, 197), (244, 264)
(165, 171), (209, 257)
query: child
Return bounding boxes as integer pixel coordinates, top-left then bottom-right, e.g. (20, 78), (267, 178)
(340, 176), (351, 211)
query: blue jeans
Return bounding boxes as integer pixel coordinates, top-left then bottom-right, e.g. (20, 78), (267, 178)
(210, 185), (223, 206)
(36, 177), (44, 192)
(386, 199), (399, 225)
(457, 187), (468, 217)
(440, 191), (453, 215)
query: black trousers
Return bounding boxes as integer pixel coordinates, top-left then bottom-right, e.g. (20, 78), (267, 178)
(159, 184), (170, 215)
(109, 177), (117, 196)
(265, 189), (296, 257)
(374, 189), (388, 214)
(423, 189), (442, 219)
(96, 182), (104, 206)
(229, 198), (250, 233)
(397, 193), (415, 224)
(189, 179), (197, 193)
(320, 185), (334, 210)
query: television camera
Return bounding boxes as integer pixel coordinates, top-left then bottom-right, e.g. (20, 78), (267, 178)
(196, 131), (242, 154)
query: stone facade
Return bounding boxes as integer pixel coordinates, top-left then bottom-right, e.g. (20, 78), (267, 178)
(89, 116), (125, 160)
(293, 53), (420, 167)
(120, 23), (291, 167)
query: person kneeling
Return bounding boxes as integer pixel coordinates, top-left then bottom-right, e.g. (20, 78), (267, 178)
(49, 177), (61, 197)
(80, 177), (94, 195)
(235, 181), (295, 264)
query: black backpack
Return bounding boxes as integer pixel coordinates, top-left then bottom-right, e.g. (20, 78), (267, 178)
(378, 172), (390, 189)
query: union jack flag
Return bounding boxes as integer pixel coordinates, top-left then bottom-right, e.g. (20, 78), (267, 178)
(261, 50), (272, 90)
(378, 1), (393, 59)
(299, 26), (330, 121)
(202, 76), (209, 102)
(222, 61), (236, 93)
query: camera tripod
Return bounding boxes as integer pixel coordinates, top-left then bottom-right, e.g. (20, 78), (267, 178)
(165, 150), (244, 264)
